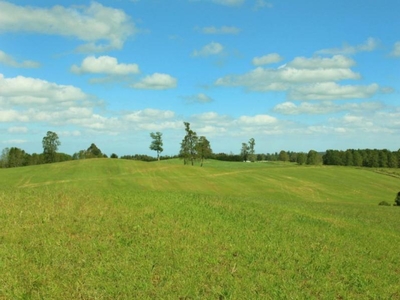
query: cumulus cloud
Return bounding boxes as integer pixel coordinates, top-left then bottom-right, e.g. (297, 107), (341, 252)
(286, 55), (355, 69)
(216, 66), (360, 92)
(391, 41), (400, 57)
(192, 42), (224, 57)
(123, 108), (175, 122)
(8, 126), (28, 133)
(131, 73), (177, 90)
(273, 101), (385, 115)
(0, 50), (40, 68)
(183, 93), (214, 104)
(215, 55), (380, 100)
(0, 73), (89, 107)
(0, 1), (135, 52)
(252, 53), (283, 66)
(122, 109), (180, 131)
(71, 56), (140, 75)
(0, 109), (29, 122)
(288, 82), (379, 100)
(197, 26), (240, 35)
(316, 37), (378, 55)
(237, 114), (277, 125)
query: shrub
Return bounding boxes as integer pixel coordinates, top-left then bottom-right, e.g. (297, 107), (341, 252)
(394, 192), (400, 206)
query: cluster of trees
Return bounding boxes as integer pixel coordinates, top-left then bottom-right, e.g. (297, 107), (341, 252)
(240, 138), (256, 162)
(1, 131), (71, 168)
(323, 149), (400, 168)
(72, 143), (108, 160)
(179, 122), (212, 166)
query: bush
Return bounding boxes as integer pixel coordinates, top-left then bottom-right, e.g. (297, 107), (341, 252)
(378, 201), (391, 206)
(394, 192), (400, 206)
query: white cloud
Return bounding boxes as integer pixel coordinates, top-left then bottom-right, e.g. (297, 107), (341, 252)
(2, 139), (26, 145)
(215, 55), (378, 100)
(237, 114), (277, 125)
(8, 126), (28, 133)
(123, 109), (175, 122)
(216, 66), (360, 92)
(0, 73), (89, 107)
(71, 56), (140, 75)
(183, 93), (214, 104)
(286, 55), (355, 69)
(273, 101), (385, 115)
(289, 82), (379, 101)
(316, 37), (378, 55)
(391, 41), (400, 57)
(122, 109), (180, 131)
(131, 73), (177, 90)
(0, 1), (135, 52)
(192, 42), (224, 57)
(0, 109), (29, 122)
(0, 50), (40, 68)
(252, 53), (283, 66)
(198, 26), (240, 35)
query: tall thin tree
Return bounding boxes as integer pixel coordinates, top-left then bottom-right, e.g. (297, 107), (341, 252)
(149, 132), (164, 161)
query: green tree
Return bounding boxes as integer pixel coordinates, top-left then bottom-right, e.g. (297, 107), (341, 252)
(42, 131), (61, 163)
(8, 147), (27, 167)
(180, 122), (198, 165)
(278, 150), (289, 162)
(306, 150), (322, 165)
(86, 143), (103, 158)
(352, 150), (363, 167)
(0, 147), (10, 168)
(241, 142), (249, 162)
(150, 132), (163, 161)
(296, 152), (306, 165)
(196, 136), (212, 167)
(248, 138), (256, 162)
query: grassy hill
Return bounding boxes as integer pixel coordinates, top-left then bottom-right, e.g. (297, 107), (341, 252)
(1, 159), (400, 299)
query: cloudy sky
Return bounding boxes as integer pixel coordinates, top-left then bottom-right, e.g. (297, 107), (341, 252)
(1, 0), (399, 157)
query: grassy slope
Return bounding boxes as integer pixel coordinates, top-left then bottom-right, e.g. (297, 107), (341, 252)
(1, 159), (400, 299)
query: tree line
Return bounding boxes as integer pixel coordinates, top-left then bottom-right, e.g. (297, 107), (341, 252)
(1, 126), (400, 169)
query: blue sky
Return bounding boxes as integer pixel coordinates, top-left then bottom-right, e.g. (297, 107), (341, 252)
(0, 0), (399, 157)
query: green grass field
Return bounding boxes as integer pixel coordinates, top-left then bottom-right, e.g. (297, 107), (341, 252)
(1, 159), (400, 299)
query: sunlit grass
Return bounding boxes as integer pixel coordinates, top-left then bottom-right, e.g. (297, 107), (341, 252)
(1, 159), (400, 298)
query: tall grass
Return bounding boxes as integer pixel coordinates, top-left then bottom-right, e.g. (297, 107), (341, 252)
(1, 159), (400, 298)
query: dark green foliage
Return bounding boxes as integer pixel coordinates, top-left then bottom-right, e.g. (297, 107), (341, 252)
(42, 131), (61, 163)
(240, 142), (249, 162)
(149, 132), (163, 160)
(296, 153), (307, 165)
(110, 153), (118, 159)
(394, 192), (400, 206)
(180, 122), (198, 165)
(278, 150), (289, 162)
(323, 149), (400, 168)
(73, 143), (105, 159)
(196, 136), (212, 167)
(213, 153), (242, 162)
(307, 150), (322, 165)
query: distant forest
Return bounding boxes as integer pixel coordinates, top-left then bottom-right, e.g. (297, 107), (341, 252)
(1, 145), (400, 169)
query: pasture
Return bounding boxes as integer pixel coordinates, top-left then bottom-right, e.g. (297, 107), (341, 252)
(1, 159), (400, 299)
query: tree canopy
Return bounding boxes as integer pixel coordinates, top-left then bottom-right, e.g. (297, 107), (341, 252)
(180, 122), (198, 165)
(150, 132), (164, 161)
(42, 131), (61, 163)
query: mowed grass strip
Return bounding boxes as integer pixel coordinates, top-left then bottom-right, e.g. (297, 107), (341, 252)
(1, 159), (400, 299)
